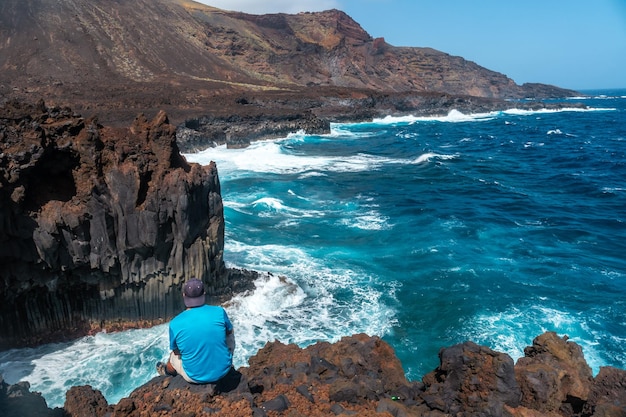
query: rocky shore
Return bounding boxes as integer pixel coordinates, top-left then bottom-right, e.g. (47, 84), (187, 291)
(6, 100), (623, 417)
(174, 89), (586, 152)
(1, 332), (624, 417)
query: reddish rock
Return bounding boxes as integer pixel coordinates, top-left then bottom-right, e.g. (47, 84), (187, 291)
(0, 0), (578, 127)
(584, 366), (626, 417)
(2, 333), (625, 417)
(64, 385), (110, 417)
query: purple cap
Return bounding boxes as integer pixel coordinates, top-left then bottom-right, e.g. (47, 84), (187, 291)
(183, 278), (205, 308)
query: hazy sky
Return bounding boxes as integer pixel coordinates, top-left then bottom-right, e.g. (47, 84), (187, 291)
(195, 0), (626, 90)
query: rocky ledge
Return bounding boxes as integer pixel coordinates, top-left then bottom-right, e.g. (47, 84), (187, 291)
(1, 332), (625, 417)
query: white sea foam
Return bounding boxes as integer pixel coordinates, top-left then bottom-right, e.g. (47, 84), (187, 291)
(251, 197), (326, 219)
(339, 209), (391, 230)
(503, 107), (614, 115)
(329, 125), (380, 138)
(373, 109), (496, 124)
(224, 239), (397, 350)
(185, 141), (396, 175)
(413, 152), (459, 164)
(298, 171), (327, 179)
(252, 197), (285, 211)
(0, 241), (396, 409)
(602, 187), (626, 193)
(225, 189), (332, 221)
(546, 129), (578, 137)
(0, 326), (169, 408)
(360, 107), (617, 127)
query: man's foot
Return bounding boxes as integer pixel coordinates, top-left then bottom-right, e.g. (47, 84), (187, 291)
(156, 361), (167, 376)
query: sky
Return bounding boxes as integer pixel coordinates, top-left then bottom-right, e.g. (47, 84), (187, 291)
(195, 0), (626, 90)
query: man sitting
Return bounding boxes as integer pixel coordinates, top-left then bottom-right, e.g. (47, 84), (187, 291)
(157, 278), (235, 383)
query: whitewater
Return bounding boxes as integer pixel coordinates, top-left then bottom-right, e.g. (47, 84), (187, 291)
(1, 90), (625, 408)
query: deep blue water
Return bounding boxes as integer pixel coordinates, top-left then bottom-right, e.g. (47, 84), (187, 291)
(1, 90), (625, 408)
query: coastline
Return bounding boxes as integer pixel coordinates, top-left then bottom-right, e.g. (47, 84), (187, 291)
(174, 90), (588, 152)
(2, 94), (621, 416)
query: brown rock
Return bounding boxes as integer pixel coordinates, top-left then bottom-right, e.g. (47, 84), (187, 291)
(515, 332), (593, 416)
(0, 100), (254, 349)
(584, 366), (626, 417)
(64, 385), (110, 417)
(0, 0), (578, 127)
(421, 340), (521, 416)
(2, 333), (625, 417)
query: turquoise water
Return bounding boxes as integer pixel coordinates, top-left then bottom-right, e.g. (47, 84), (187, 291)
(1, 90), (625, 408)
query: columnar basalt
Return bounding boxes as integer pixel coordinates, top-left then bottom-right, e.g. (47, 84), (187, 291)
(0, 100), (229, 349)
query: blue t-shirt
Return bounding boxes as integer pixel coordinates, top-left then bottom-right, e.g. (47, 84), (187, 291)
(169, 305), (233, 383)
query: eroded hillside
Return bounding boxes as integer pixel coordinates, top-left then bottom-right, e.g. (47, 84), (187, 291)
(0, 0), (576, 125)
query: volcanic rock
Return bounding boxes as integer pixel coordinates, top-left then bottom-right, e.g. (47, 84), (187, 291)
(0, 376), (64, 417)
(421, 340), (521, 415)
(3, 332), (624, 417)
(0, 99), (255, 349)
(515, 332), (594, 416)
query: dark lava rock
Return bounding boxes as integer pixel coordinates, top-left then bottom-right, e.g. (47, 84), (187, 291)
(2, 333), (626, 417)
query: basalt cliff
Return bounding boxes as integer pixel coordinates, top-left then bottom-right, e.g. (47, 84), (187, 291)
(2, 332), (625, 417)
(0, 100), (256, 349)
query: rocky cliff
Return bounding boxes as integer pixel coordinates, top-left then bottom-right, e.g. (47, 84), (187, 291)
(0, 0), (578, 126)
(2, 332), (625, 417)
(0, 100), (257, 349)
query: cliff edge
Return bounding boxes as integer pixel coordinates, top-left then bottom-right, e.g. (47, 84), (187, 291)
(2, 332), (625, 416)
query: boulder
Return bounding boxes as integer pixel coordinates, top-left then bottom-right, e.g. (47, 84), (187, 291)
(64, 385), (110, 417)
(421, 340), (521, 416)
(0, 376), (64, 417)
(584, 366), (626, 417)
(515, 332), (594, 416)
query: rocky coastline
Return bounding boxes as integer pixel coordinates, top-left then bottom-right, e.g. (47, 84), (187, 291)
(2, 2), (616, 415)
(174, 89), (586, 152)
(0, 96), (588, 349)
(2, 332), (625, 417)
(5, 98), (624, 417)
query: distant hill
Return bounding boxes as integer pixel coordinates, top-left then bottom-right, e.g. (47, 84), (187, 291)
(0, 0), (577, 124)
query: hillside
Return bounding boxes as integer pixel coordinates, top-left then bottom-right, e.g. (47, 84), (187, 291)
(0, 0), (577, 125)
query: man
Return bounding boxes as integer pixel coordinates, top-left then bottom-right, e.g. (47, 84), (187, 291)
(157, 278), (235, 384)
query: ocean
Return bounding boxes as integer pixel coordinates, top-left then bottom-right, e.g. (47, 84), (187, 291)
(1, 90), (625, 408)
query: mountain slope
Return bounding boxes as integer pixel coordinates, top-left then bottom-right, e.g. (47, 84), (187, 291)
(0, 0), (576, 124)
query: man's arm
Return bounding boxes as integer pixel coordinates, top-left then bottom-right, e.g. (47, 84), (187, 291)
(226, 328), (235, 354)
